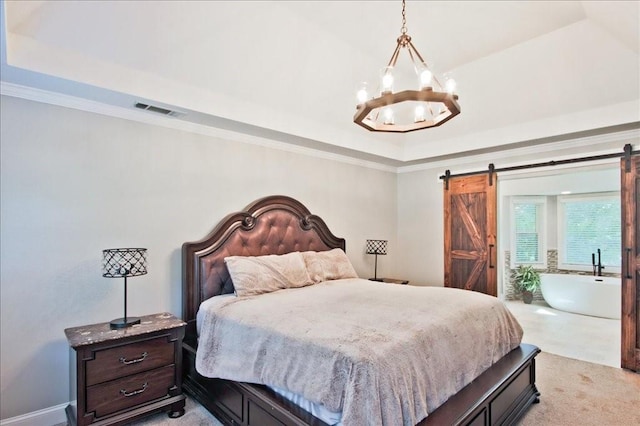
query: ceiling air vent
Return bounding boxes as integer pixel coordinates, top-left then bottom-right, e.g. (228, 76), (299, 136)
(134, 102), (182, 117)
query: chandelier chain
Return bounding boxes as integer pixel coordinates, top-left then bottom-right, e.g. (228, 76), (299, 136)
(401, 0), (407, 35)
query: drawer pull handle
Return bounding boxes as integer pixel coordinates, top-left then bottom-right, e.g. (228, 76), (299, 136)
(119, 352), (148, 365)
(120, 382), (148, 398)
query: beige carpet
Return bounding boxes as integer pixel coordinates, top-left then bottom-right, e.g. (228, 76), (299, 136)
(519, 351), (640, 426)
(131, 397), (222, 426)
(127, 351), (639, 426)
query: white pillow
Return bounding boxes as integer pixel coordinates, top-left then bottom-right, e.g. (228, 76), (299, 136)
(224, 252), (313, 297)
(301, 248), (358, 283)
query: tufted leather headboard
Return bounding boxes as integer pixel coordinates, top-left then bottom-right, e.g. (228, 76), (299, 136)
(182, 195), (346, 339)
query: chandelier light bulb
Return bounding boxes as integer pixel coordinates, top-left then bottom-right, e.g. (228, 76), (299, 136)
(414, 104), (426, 123)
(446, 78), (457, 94)
(356, 84), (369, 105)
(381, 67), (394, 94)
(419, 69), (432, 89)
(383, 107), (394, 125)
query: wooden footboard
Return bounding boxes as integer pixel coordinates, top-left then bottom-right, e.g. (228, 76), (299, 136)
(421, 343), (540, 426)
(182, 340), (540, 426)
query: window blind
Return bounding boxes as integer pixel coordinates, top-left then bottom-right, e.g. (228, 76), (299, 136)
(561, 198), (621, 267)
(514, 203), (540, 263)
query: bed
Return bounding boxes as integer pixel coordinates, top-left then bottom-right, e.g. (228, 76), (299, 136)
(182, 195), (540, 426)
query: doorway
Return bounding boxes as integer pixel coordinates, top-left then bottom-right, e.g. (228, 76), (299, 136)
(497, 164), (621, 367)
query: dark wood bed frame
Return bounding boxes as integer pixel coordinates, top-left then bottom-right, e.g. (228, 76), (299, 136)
(182, 195), (540, 426)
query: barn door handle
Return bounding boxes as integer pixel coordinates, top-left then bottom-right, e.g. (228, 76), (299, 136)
(626, 248), (633, 279)
(489, 244), (495, 269)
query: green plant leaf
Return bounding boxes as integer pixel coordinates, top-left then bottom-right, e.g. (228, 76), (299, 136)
(514, 265), (541, 292)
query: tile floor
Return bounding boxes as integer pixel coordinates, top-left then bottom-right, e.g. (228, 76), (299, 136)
(504, 300), (621, 368)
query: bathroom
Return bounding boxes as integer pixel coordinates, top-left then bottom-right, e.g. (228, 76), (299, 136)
(498, 164), (621, 367)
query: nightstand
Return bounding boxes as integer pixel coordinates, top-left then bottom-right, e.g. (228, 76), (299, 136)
(369, 278), (410, 284)
(64, 312), (186, 426)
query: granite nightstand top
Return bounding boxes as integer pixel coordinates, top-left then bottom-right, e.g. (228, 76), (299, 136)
(64, 312), (186, 348)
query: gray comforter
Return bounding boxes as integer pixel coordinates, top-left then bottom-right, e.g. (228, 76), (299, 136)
(196, 279), (523, 426)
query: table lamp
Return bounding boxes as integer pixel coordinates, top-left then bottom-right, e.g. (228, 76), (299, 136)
(102, 248), (147, 329)
(366, 239), (388, 281)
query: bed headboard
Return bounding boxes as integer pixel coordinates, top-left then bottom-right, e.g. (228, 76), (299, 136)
(182, 195), (346, 338)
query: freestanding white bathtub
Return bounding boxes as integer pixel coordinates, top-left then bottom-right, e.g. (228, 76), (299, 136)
(539, 273), (621, 320)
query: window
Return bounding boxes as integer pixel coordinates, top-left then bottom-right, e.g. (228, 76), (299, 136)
(511, 197), (546, 267)
(558, 193), (621, 272)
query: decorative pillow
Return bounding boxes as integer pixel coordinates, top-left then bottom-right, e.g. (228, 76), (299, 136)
(225, 252), (313, 297)
(302, 248), (358, 283)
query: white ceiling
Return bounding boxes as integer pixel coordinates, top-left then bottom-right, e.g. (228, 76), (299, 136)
(1, 1), (639, 166)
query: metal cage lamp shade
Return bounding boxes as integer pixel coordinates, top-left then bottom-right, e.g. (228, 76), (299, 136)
(102, 248), (147, 329)
(366, 240), (388, 280)
(354, 0), (460, 133)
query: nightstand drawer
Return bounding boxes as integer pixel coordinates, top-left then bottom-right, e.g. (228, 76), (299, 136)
(86, 364), (175, 418)
(86, 336), (174, 386)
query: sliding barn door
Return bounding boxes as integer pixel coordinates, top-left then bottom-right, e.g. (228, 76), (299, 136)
(444, 174), (497, 296)
(621, 155), (640, 372)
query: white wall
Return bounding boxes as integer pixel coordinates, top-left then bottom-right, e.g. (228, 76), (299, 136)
(499, 167), (620, 196)
(396, 168), (445, 286)
(0, 95), (398, 420)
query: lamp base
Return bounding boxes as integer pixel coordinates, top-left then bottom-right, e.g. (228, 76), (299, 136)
(110, 317), (141, 329)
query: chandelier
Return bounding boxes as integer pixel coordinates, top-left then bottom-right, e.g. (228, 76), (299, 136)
(353, 0), (461, 133)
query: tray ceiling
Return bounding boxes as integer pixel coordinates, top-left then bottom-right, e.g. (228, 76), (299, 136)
(1, 1), (638, 166)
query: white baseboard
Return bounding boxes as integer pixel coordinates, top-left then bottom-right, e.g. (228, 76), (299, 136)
(0, 403), (68, 426)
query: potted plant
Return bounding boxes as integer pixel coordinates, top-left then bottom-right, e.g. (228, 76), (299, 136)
(513, 265), (540, 304)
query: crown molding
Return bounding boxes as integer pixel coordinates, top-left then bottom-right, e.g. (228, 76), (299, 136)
(397, 128), (639, 174)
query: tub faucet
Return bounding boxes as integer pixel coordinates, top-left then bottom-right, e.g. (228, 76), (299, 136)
(592, 249), (605, 276)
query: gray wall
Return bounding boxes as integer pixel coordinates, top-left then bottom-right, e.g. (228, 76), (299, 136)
(0, 96), (398, 419)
